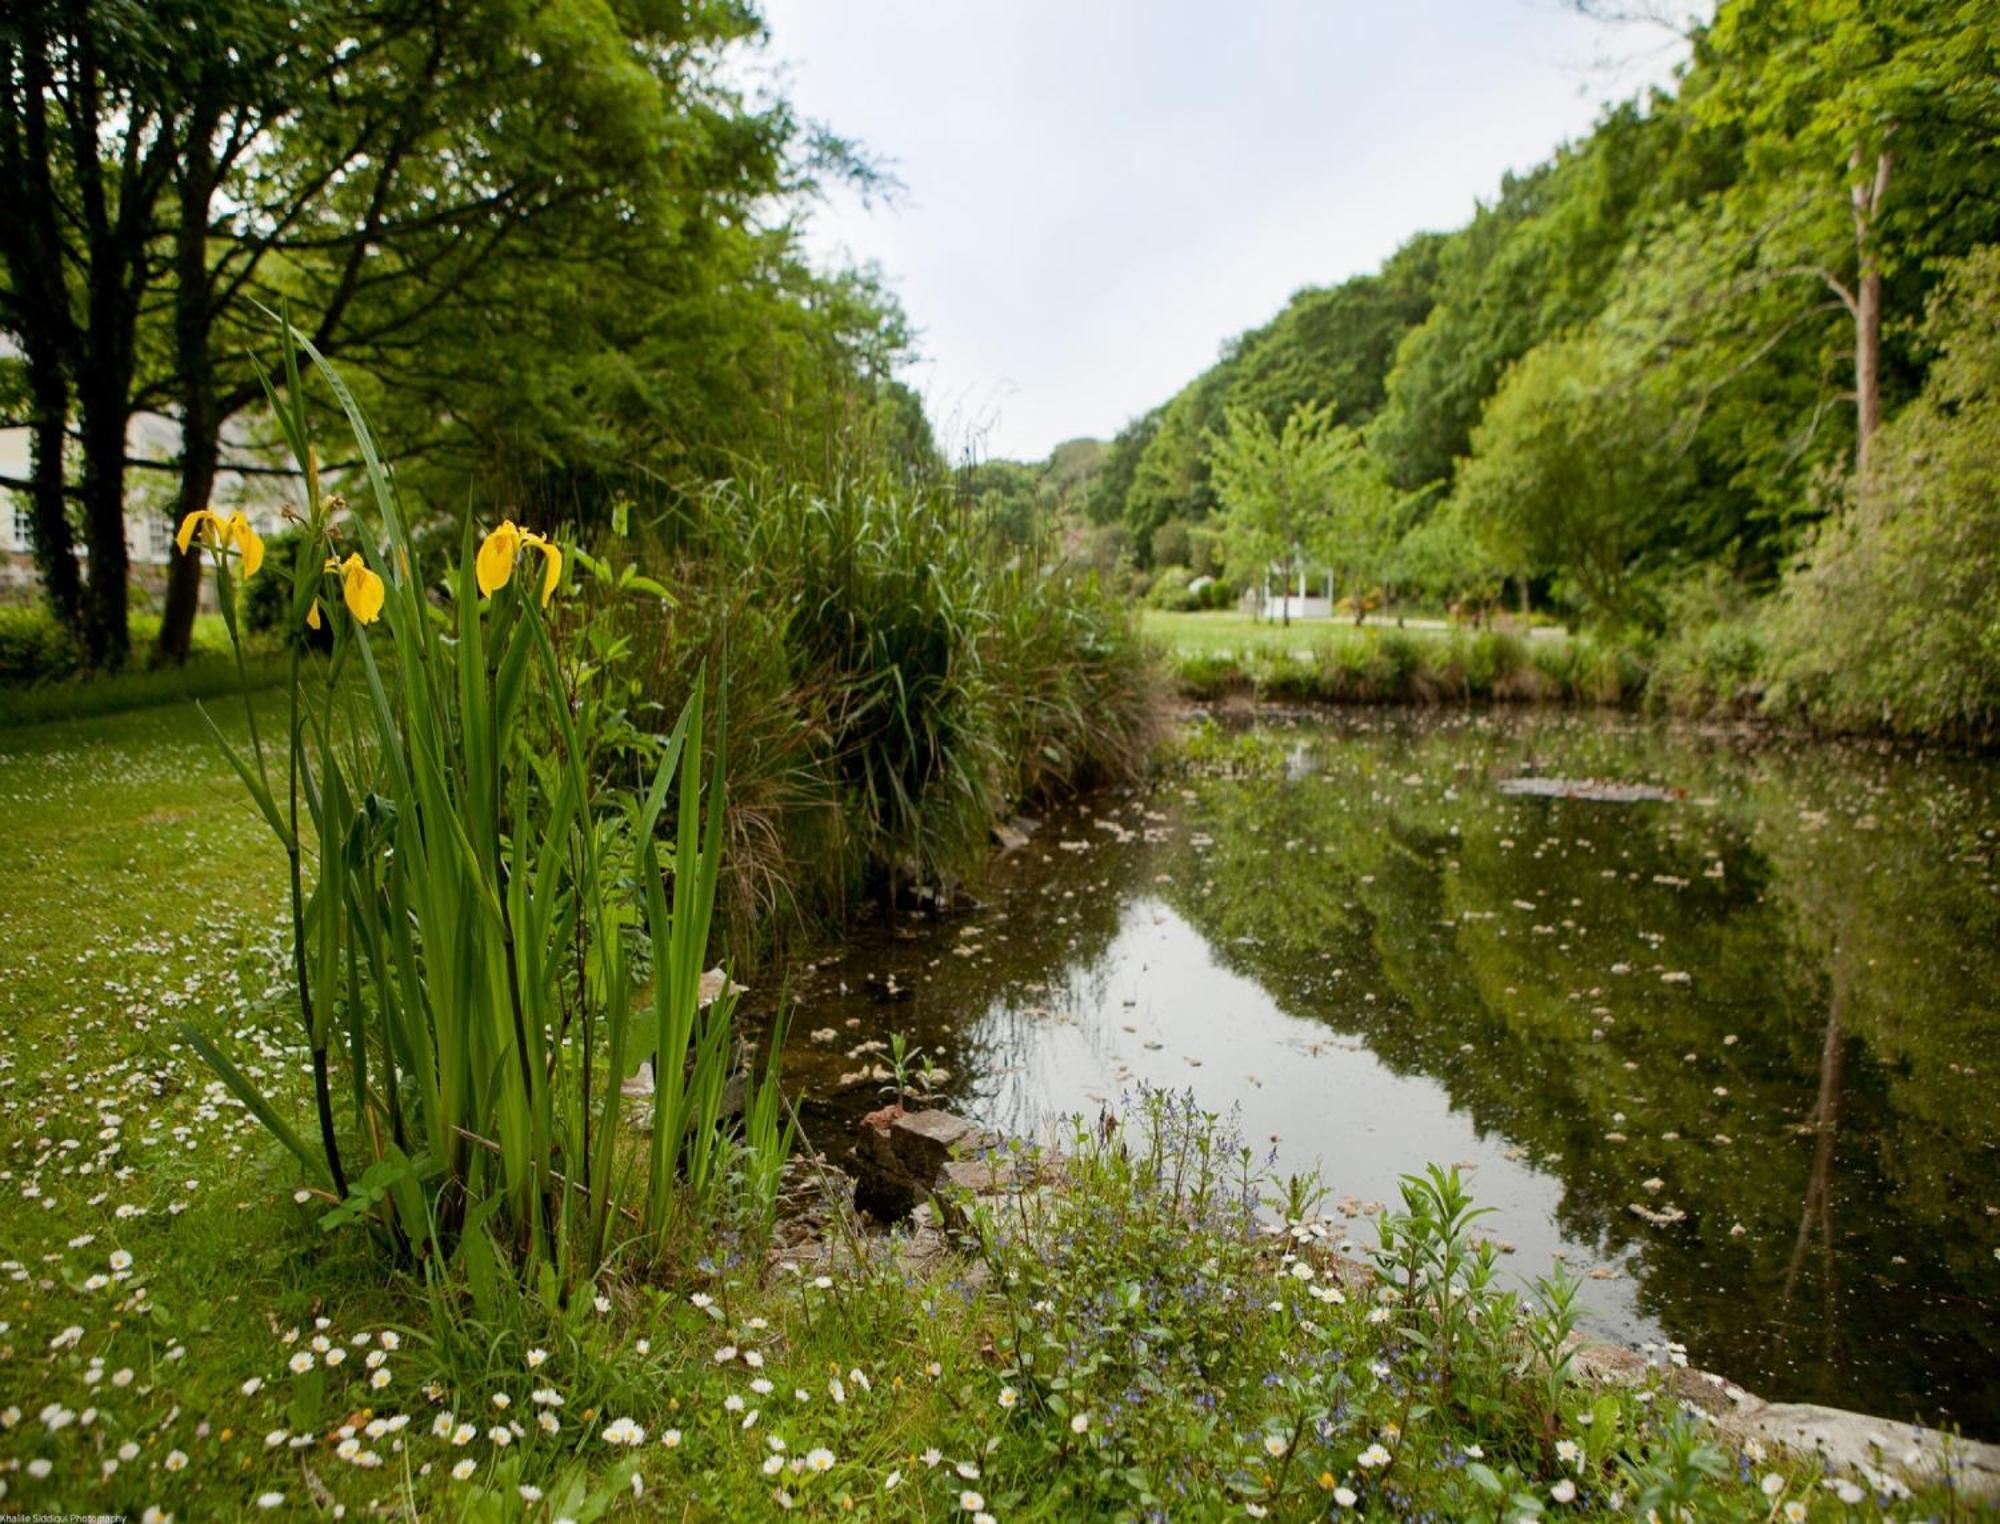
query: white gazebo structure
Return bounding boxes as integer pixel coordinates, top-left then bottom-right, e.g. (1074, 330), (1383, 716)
(1260, 566), (1334, 621)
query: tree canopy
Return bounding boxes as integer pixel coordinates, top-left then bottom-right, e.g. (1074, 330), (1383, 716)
(1079, 0), (2000, 707)
(1, 0), (924, 667)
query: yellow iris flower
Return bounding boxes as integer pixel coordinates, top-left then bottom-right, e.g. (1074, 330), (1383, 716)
(522, 531), (562, 607)
(475, 520), (522, 596)
(176, 509), (264, 577)
(333, 553), (385, 624)
(476, 520), (562, 606)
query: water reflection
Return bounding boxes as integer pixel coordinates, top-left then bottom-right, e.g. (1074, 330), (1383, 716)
(777, 710), (2000, 1434)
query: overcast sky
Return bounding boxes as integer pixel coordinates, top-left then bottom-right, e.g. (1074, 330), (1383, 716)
(754, 2), (1696, 462)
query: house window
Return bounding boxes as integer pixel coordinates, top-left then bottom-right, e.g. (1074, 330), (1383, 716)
(10, 505), (32, 553)
(148, 515), (176, 563)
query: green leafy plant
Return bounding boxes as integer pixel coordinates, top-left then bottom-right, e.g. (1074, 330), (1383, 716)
(179, 315), (785, 1288)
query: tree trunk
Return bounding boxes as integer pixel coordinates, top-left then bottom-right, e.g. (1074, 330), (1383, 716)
(76, 365), (133, 671)
(155, 122), (223, 668)
(1850, 148), (1891, 478)
(24, 338), (82, 631)
(65, 11), (153, 672)
(2, 22), (84, 637)
(75, 256), (141, 671)
(156, 433), (218, 664)
(1853, 267), (1882, 477)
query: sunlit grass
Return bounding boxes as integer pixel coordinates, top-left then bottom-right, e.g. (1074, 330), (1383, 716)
(1140, 607), (1568, 659)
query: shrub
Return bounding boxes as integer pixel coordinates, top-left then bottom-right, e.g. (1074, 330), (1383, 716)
(1171, 649), (1252, 701)
(1458, 628), (1529, 697)
(1250, 643), (1319, 702)
(1763, 247), (2000, 742)
(950, 1090), (1912, 1520)
(614, 469), (1156, 940)
(982, 559), (1157, 805)
(1367, 627), (1424, 696)
(0, 603), (83, 684)
(613, 535), (862, 950)
(182, 325), (787, 1288)
(1652, 620), (1763, 716)
(704, 473), (995, 900)
(1145, 563), (1194, 609)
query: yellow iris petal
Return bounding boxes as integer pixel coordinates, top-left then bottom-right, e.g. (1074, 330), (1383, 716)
(339, 553), (385, 625)
(522, 533), (562, 607)
(176, 509), (221, 555)
(475, 521), (522, 597)
(306, 598), (322, 631)
(224, 515), (265, 578)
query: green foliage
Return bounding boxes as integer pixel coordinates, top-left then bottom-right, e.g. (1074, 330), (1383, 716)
(1077, 1), (2000, 724)
(1143, 564), (1197, 611)
(181, 326), (781, 1289)
(606, 465), (1156, 946)
(737, 473), (995, 892)
(1452, 333), (1692, 631)
(1764, 245), (2000, 741)
(983, 558), (1158, 805)
(1148, 615), (1639, 708)
(1095, 234), (1443, 567)
(0, 602), (285, 725)
(1690, 0), (1999, 281)
(0, 604), (243, 687)
(1085, 407), (1164, 527)
(1647, 568), (1768, 717)
(1208, 399), (1388, 616)
(1374, 100), (1707, 493)
(0, 0), (923, 669)
(0, 602), (83, 684)
(953, 1090), (1934, 1520)
(959, 437), (1109, 556)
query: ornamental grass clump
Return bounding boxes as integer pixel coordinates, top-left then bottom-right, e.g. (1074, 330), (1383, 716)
(181, 320), (785, 1288)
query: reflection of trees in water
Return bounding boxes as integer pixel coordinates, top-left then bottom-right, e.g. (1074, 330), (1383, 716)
(1777, 930), (1848, 1384)
(1157, 714), (1998, 1432)
(1740, 740), (2000, 1427)
(788, 792), (1159, 1136)
(793, 716), (1998, 1429)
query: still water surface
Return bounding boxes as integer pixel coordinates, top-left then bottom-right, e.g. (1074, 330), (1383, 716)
(780, 710), (2000, 1434)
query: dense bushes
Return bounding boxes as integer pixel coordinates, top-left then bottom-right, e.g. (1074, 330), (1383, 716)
(1644, 571), (1767, 720)
(1, 603), (273, 724)
(0, 603), (82, 685)
(1165, 626), (1642, 707)
(0, 604), (246, 684)
(1763, 248), (2000, 744)
(1145, 563), (1235, 611)
(601, 470), (1157, 951)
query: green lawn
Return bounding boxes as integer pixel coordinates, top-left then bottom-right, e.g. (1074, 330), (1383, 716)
(1140, 607), (1550, 658)
(0, 606), (288, 727)
(0, 701), (1001, 1519)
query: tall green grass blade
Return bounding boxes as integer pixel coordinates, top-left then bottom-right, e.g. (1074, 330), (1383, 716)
(180, 1023), (330, 1187)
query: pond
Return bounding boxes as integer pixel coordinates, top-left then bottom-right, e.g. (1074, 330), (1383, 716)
(777, 709), (2000, 1436)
